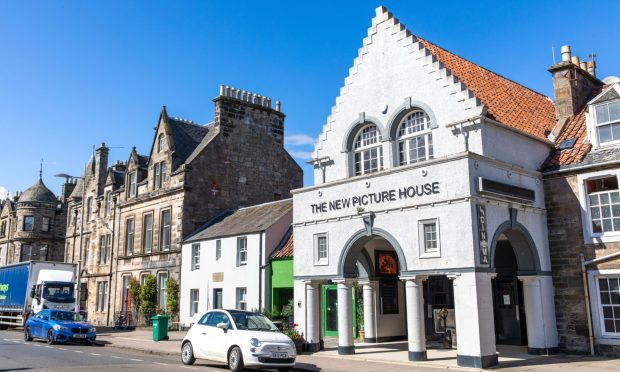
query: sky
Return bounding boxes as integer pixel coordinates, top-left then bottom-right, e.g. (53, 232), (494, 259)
(1, 0), (619, 197)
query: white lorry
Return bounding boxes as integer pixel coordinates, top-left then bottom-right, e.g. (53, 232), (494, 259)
(0, 261), (76, 328)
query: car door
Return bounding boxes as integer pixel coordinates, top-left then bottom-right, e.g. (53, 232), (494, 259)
(33, 311), (48, 338)
(202, 311), (231, 361)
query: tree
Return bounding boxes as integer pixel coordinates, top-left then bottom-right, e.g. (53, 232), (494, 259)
(128, 277), (141, 313)
(139, 275), (157, 315)
(165, 278), (179, 317)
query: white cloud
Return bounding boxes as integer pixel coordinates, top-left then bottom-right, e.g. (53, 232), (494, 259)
(288, 150), (314, 161)
(284, 134), (316, 146)
(0, 186), (8, 200)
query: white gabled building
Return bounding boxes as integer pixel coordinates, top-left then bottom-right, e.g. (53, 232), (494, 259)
(292, 6), (559, 368)
(180, 199), (292, 328)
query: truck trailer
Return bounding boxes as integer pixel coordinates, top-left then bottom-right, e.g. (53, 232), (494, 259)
(0, 261), (76, 328)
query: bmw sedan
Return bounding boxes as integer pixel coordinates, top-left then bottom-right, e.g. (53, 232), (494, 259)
(181, 309), (296, 372)
(24, 310), (96, 345)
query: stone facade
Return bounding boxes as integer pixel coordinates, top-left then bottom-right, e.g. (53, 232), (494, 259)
(0, 178), (68, 266)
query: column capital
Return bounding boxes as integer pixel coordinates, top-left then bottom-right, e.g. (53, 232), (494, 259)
(333, 278), (356, 286)
(517, 275), (542, 284)
(400, 275), (427, 283)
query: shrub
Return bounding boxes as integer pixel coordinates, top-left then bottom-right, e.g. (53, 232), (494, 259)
(139, 275), (157, 315)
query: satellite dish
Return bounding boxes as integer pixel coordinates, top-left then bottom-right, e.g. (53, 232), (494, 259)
(602, 76), (620, 84)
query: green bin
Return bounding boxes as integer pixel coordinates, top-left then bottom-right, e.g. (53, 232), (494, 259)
(150, 315), (170, 341)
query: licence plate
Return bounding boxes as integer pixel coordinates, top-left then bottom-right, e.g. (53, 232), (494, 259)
(271, 352), (288, 358)
(73, 334), (87, 338)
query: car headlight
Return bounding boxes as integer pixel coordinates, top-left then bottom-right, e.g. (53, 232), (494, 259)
(250, 338), (262, 347)
(90, 327), (96, 333)
(53, 325), (69, 332)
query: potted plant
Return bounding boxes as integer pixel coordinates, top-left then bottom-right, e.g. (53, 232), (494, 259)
(282, 323), (304, 354)
(356, 286), (365, 341)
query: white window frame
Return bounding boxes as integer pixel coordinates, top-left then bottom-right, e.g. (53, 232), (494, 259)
(104, 190), (111, 217)
(215, 239), (221, 260)
(314, 233), (329, 266)
(593, 99), (620, 147)
(578, 170), (620, 244)
(353, 125), (383, 176)
(190, 289), (199, 316)
(588, 269), (620, 344)
(96, 281), (109, 312)
(398, 110), (434, 165)
(418, 218), (441, 258)
(125, 218), (134, 256)
(160, 209), (171, 251)
(236, 287), (247, 310)
(157, 272), (169, 311)
(237, 237), (247, 266)
(158, 133), (165, 153)
(128, 172), (137, 198)
(143, 213), (153, 253)
(191, 243), (201, 271)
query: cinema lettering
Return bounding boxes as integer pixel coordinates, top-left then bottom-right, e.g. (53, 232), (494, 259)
(310, 182), (440, 214)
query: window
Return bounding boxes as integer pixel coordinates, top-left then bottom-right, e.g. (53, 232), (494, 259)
(42, 217), (50, 232)
(96, 281), (109, 312)
(23, 216), (34, 231)
(353, 125), (383, 175)
(140, 273), (149, 286)
(314, 233), (328, 265)
(398, 110), (433, 165)
(215, 240), (221, 260)
(191, 243), (200, 270)
(595, 100), (620, 145)
(154, 162), (166, 189)
(128, 172), (137, 198)
(237, 237), (247, 266)
(121, 275), (130, 312)
(125, 218), (134, 256)
(213, 288), (223, 309)
(419, 218), (440, 257)
(160, 209), (171, 251)
(158, 133), (165, 153)
(86, 197), (93, 221)
(157, 272), (169, 311)
(190, 289), (199, 316)
(0, 220), (6, 236)
(20, 244), (31, 262)
(99, 235), (110, 264)
(143, 213), (153, 253)
(104, 191), (111, 217)
(379, 280), (399, 314)
(236, 288), (247, 310)
(586, 176), (620, 235)
(84, 238), (91, 264)
(39, 245), (48, 261)
(598, 277), (620, 336)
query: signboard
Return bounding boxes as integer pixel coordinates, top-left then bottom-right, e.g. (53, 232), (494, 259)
(375, 251), (398, 276)
(212, 272), (224, 282)
(477, 205), (489, 265)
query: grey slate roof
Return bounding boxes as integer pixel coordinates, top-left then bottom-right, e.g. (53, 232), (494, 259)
(19, 179), (57, 204)
(168, 118), (210, 170)
(185, 199), (293, 242)
(68, 160), (95, 199)
(137, 155), (149, 170)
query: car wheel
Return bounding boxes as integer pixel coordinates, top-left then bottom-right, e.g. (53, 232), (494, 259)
(228, 346), (244, 372)
(24, 327), (33, 341)
(47, 329), (55, 345)
(181, 341), (195, 365)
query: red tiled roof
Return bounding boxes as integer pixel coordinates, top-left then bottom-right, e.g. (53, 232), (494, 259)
(270, 232), (293, 259)
(417, 37), (557, 140)
(542, 109), (590, 168)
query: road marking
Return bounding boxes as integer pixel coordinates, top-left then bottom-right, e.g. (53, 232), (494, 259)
(153, 362), (168, 365)
(111, 356), (121, 359)
(33, 344), (41, 347)
(58, 347), (68, 350)
(45, 345), (53, 348)
(74, 350), (83, 353)
(129, 358), (143, 362)
(90, 353), (101, 356)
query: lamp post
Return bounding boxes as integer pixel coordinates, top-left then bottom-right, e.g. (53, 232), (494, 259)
(55, 172), (85, 314)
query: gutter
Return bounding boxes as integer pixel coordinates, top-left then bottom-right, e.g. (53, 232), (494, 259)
(543, 159), (620, 176)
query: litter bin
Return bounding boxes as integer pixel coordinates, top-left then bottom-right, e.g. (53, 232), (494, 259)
(150, 315), (170, 341)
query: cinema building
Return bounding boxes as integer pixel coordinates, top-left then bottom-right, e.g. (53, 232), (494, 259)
(292, 7), (559, 368)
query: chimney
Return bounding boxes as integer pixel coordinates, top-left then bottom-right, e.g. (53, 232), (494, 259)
(112, 160), (126, 173)
(587, 60), (596, 77)
(549, 44), (603, 126)
(275, 101), (281, 112)
(61, 181), (76, 201)
(94, 143), (109, 196)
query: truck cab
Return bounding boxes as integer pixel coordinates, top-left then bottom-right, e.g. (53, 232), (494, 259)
(30, 281), (76, 313)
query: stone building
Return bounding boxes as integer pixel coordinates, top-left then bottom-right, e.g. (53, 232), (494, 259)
(65, 86), (303, 325)
(0, 176), (68, 266)
(542, 46), (620, 355)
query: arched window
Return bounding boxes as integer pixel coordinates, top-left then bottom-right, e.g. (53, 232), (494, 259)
(397, 111), (433, 165)
(353, 125), (383, 175)
(158, 133), (165, 153)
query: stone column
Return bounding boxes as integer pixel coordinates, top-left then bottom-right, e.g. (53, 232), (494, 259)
(336, 280), (355, 355)
(305, 281), (321, 352)
(362, 281), (377, 343)
(452, 272), (498, 368)
(520, 275), (559, 354)
(404, 276), (427, 361)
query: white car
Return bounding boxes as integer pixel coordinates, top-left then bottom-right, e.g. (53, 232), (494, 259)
(181, 309), (296, 372)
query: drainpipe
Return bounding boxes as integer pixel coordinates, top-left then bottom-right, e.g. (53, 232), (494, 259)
(580, 251), (620, 356)
(112, 200), (122, 322)
(258, 231), (264, 311)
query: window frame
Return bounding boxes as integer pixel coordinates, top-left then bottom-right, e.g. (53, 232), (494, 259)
(0, 220), (6, 237)
(397, 110), (434, 166)
(158, 133), (165, 153)
(215, 239), (221, 260)
(191, 243), (201, 271)
(160, 209), (171, 252)
(20, 244), (31, 262)
(352, 124), (383, 176)
(39, 245), (48, 261)
(314, 233), (329, 266)
(128, 172), (137, 198)
(588, 269), (620, 343)
(23, 216), (34, 232)
(41, 216), (50, 232)
(237, 237), (247, 266)
(143, 213), (154, 254)
(96, 281), (109, 312)
(579, 170), (620, 244)
(190, 289), (200, 316)
(418, 218), (441, 258)
(236, 287), (247, 310)
(125, 218), (134, 256)
(594, 99), (620, 147)
(157, 271), (169, 311)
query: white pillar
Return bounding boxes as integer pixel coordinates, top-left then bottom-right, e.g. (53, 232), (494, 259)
(520, 275), (558, 354)
(305, 281), (321, 352)
(362, 282), (377, 343)
(404, 277), (427, 361)
(453, 272), (498, 368)
(336, 280), (355, 355)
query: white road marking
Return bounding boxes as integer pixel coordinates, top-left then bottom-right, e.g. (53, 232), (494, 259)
(74, 350), (83, 353)
(129, 358), (143, 362)
(3, 338), (9, 341)
(153, 362), (168, 365)
(111, 356), (121, 359)
(58, 347), (68, 350)
(45, 345), (52, 348)
(33, 344), (41, 347)
(90, 353), (101, 356)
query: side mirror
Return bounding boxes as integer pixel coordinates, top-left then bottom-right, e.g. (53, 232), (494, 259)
(30, 286), (36, 299)
(216, 322), (229, 331)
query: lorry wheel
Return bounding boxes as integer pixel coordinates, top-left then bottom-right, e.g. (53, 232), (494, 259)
(24, 327), (33, 341)
(47, 330), (56, 345)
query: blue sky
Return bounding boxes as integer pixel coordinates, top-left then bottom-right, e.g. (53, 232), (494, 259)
(1, 0), (618, 198)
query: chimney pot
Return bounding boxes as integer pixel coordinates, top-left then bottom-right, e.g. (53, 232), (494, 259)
(580, 61), (587, 70)
(264, 98), (271, 109)
(219, 85), (225, 96)
(571, 56), (580, 66)
(587, 60), (596, 77)
(561, 45), (571, 62)
(276, 101), (281, 112)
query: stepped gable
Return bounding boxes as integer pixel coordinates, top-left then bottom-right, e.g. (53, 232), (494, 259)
(270, 231), (293, 259)
(19, 179), (57, 204)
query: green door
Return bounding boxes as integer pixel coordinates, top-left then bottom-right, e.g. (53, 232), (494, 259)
(321, 284), (357, 337)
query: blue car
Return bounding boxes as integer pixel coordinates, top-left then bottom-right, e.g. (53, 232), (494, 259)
(24, 310), (96, 345)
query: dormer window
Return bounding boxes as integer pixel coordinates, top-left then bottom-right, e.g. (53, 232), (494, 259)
(128, 172), (137, 198)
(154, 161), (166, 189)
(398, 110), (433, 165)
(353, 125), (383, 176)
(595, 100), (620, 146)
(158, 134), (165, 153)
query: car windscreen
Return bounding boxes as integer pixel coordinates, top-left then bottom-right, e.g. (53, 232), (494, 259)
(50, 311), (82, 322)
(229, 311), (278, 331)
(42, 284), (75, 303)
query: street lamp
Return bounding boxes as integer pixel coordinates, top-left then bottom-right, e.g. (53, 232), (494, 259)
(54, 172), (85, 315)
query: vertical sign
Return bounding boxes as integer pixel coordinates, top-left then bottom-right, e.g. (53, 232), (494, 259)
(477, 205), (489, 265)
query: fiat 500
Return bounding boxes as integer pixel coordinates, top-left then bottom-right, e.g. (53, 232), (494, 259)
(24, 309), (96, 345)
(181, 309), (296, 372)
